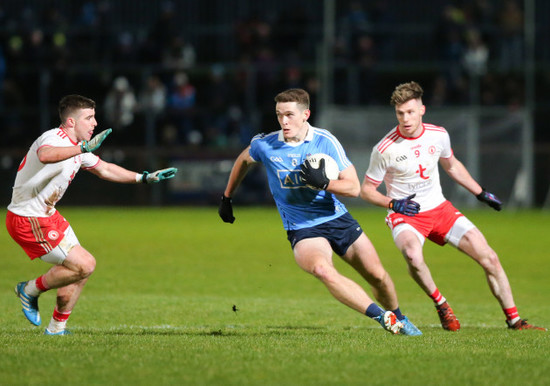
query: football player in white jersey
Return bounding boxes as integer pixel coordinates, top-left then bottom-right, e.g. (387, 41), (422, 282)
(360, 81), (545, 331)
(7, 94), (177, 335)
(218, 88), (422, 335)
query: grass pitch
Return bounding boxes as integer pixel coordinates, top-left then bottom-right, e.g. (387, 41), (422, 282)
(1, 207), (549, 385)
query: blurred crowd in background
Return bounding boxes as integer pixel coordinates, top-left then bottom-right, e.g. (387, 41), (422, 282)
(0, 0), (548, 150)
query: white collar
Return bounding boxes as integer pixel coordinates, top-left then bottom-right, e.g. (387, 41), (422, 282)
(277, 123), (314, 145)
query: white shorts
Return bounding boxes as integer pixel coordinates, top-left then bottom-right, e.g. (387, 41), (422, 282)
(392, 216), (475, 248)
(40, 225), (80, 265)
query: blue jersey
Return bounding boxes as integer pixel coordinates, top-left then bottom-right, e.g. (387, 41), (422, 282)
(249, 124), (353, 230)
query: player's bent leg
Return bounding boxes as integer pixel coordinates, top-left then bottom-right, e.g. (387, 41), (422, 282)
(395, 228), (460, 331)
(342, 233), (398, 311)
(56, 278), (90, 312)
(42, 245), (96, 290)
(394, 230), (437, 294)
(293, 238), (375, 314)
(458, 228), (515, 308)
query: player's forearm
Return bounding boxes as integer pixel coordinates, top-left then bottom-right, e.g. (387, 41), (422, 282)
(224, 148), (254, 197)
(445, 160), (482, 195)
(90, 161), (140, 183)
(37, 145), (82, 164)
(360, 181), (392, 208)
(224, 160), (249, 197)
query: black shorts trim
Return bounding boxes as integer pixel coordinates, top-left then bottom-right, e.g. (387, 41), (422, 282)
(286, 212), (363, 256)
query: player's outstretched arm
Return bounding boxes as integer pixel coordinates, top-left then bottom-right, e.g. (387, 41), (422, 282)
(88, 161), (177, 184)
(219, 146), (255, 224)
(440, 155), (502, 211)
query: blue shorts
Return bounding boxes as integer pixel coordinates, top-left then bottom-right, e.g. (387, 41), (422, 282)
(286, 212), (363, 256)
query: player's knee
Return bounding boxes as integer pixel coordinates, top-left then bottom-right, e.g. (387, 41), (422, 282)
(402, 249), (423, 269)
(74, 254), (96, 279)
(311, 263), (336, 282)
(367, 268), (388, 287)
(480, 249), (501, 272)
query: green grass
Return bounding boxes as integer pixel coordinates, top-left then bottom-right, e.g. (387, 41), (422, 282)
(1, 207), (549, 385)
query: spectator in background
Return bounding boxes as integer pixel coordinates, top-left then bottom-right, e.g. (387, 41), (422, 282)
(112, 32), (138, 65)
(273, 6), (309, 59)
(162, 35), (196, 70)
(103, 76), (137, 134)
(136, 74), (168, 146)
(234, 12), (273, 60)
(166, 71), (197, 144)
(138, 74), (167, 115)
(497, 0), (524, 71)
(354, 34), (377, 104)
(434, 4), (468, 104)
(462, 27), (489, 77)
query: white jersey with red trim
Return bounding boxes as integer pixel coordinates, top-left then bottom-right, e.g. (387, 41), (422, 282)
(8, 127), (100, 217)
(366, 123), (452, 212)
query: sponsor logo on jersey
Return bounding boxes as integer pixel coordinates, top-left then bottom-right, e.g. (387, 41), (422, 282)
(408, 179), (433, 191)
(270, 156), (284, 163)
(396, 155), (407, 162)
(277, 169), (305, 189)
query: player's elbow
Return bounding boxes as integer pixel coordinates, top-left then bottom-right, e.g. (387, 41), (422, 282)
(349, 183), (360, 197)
(340, 181), (360, 197)
(37, 150), (55, 164)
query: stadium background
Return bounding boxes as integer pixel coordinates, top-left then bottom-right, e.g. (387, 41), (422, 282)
(1, 0), (549, 208)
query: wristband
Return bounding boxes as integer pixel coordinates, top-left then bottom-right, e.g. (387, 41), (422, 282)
(141, 171), (149, 183)
(135, 173), (143, 183)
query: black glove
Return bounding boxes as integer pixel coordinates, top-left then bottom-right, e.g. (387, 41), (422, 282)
(476, 189), (502, 211)
(300, 159), (330, 190)
(218, 195), (235, 223)
(389, 194), (421, 216)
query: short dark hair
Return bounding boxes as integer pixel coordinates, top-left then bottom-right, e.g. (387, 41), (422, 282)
(274, 88), (310, 110)
(58, 94), (96, 123)
(390, 81), (424, 106)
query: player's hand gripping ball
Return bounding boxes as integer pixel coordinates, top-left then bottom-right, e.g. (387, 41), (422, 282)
(300, 153), (339, 190)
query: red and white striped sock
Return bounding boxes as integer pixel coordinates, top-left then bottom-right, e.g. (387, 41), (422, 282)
(503, 306), (520, 325)
(47, 307), (72, 333)
(429, 288), (447, 306)
(24, 275), (50, 297)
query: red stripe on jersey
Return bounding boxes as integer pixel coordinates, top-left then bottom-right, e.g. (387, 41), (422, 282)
(377, 130), (399, 154)
(366, 175), (382, 185)
(82, 157), (101, 170)
(17, 154), (27, 171)
(56, 127), (78, 145)
(424, 124), (446, 133)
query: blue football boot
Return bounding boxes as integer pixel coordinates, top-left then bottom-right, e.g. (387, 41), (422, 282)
(14, 281), (41, 326)
(399, 316), (423, 336)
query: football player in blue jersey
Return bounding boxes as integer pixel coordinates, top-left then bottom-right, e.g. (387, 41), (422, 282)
(218, 88), (421, 335)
